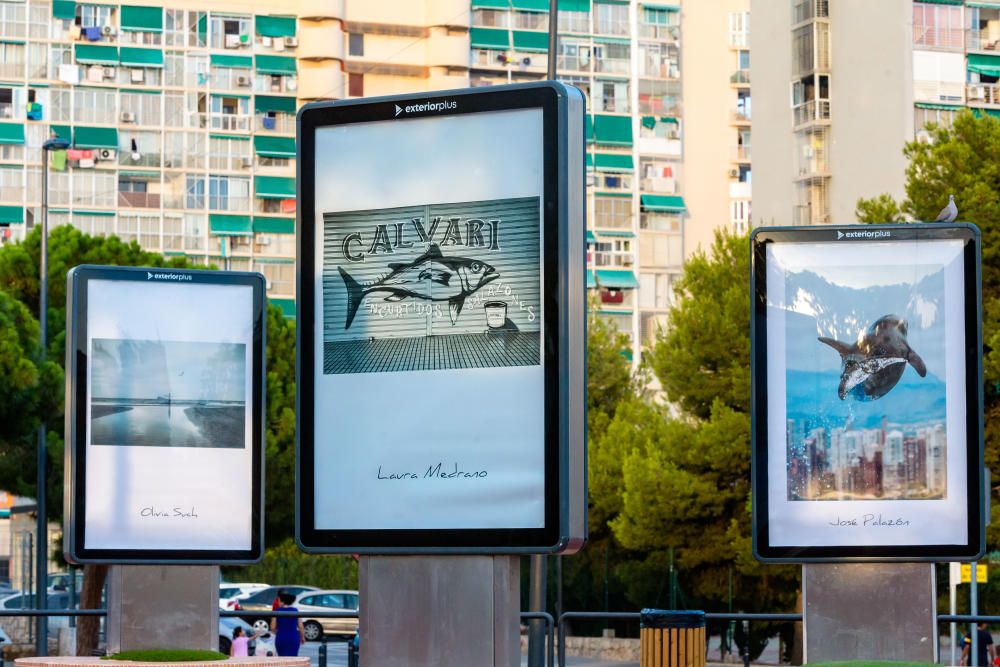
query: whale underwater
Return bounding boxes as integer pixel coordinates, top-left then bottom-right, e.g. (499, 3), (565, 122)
(817, 315), (927, 401)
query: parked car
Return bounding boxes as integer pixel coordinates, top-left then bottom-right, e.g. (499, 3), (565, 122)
(295, 590), (359, 642)
(234, 585), (319, 634)
(48, 572), (83, 594)
(0, 592), (73, 636)
(219, 583), (268, 610)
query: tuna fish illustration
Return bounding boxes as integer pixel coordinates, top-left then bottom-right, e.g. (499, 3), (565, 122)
(818, 314), (927, 401)
(338, 244), (499, 329)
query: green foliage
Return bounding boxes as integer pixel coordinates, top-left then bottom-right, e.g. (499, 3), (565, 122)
(105, 649), (229, 662)
(855, 109), (1000, 548)
(263, 305), (296, 546)
(854, 193), (905, 224)
(226, 538), (358, 590)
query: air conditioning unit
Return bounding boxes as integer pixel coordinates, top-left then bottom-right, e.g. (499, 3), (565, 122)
(101, 25), (115, 36)
(727, 168), (739, 178)
(283, 37), (297, 48)
(1, 107), (11, 119)
(257, 234), (271, 245)
(286, 79), (297, 92)
(265, 278), (272, 290)
(78, 158), (95, 168)
(130, 69), (144, 83)
(236, 75), (251, 87)
(261, 37), (272, 47)
(120, 111), (136, 123)
(98, 149), (116, 161)
(240, 156), (253, 168)
(103, 67), (116, 78)
(225, 34), (241, 49)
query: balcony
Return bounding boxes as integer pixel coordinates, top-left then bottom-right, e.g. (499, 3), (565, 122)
(639, 59), (679, 79)
(913, 27), (963, 52)
(792, 100), (830, 126)
(558, 13), (589, 34)
(257, 113), (296, 134)
(731, 145), (752, 162)
(914, 80), (964, 105)
(793, 0), (829, 24)
(730, 108), (751, 124)
(0, 62), (23, 79)
(967, 82), (1000, 106)
(594, 19), (629, 37)
(598, 287), (636, 309)
(593, 252), (634, 268)
(118, 192), (161, 209)
(556, 55), (591, 73)
(728, 32), (749, 49)
(207, 114), (251, 132)
(119, 152), (163, 168)
(968, 28), (1000, 53)
(640, 177), (676, 194)
(637, 23), (679, 42)
(793, 204), (829, 226)
(730, 69), (750, 86)
(594, 57), (630, 76)
(209, 197), (251, 212)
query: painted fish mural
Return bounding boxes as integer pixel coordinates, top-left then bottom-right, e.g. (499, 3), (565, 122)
(338, 244), (499, 329)
(818, 314), (927, 401)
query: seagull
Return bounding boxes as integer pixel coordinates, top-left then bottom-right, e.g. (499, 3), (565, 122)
(934, 194), (957, 222)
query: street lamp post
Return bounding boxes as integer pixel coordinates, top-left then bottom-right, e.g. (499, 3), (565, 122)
(36, 135), (69, 656)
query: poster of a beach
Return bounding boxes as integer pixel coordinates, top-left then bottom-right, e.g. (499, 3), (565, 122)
(90, 338), (246, 449)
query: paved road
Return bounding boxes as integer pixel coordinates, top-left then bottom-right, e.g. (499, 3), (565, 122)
(299, 641), (640, 667)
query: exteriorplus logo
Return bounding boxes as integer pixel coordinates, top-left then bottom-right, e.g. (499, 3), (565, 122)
(147, 271), (193, 281)
(837, 229), (891, 240)
(396, 100), (458, 116)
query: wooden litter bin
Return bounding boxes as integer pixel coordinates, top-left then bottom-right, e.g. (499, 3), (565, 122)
(639, 609), (705, 667)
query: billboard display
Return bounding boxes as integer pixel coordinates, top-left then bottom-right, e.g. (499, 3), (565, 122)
(64, 265), (265, 563)
(297, 83), (587, 553)
(751, 225), (984, 561)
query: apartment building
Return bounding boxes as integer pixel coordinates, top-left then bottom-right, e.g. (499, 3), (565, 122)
(469, 0), (749, 357)
(0, 0), (470, 318)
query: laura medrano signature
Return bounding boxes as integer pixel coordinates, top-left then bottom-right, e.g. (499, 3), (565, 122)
(828, 514), (911, 528)
(140, 506), (199, 519)
(378, 462), (488, 480)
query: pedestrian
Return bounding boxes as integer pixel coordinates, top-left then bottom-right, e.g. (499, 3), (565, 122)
(271, 592), (305, 657)
(962, 622), (996, 666)
(229, 626), (259, 658)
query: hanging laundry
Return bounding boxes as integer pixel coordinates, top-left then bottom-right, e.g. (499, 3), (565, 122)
(51, 150), (67, 172)
(58, 64), (80, 85)
(84, 26), (102, 41)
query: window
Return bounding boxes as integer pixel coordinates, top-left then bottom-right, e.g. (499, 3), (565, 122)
(209, 136), (250, 171)
(472, 9), (507, 28)
(210, 15), (250, 49)
(737, 49), (750, 70)
(594, 196), (631, 229)
(72, 214), (114, 236)
(74, 88), (116, 124)
(594, 42), (629, 75)
(558, 10), (588, 33)
(119, 131), (161, 167)
(260, 261), (293, 293)
(185, 132), (206, 169)
(597, 80), (629, 113)
(0, 168), (22, 200)
(642, 7), (671, 26)
(78, 4), (113, 28)
(29, 3), (49, 39)
(349, 73), (363, 97)
(184, 213), (205, 249)
(348, 33), (364, 57)
(121, 92), (162, 126)
(0, 43), (24, 79)
(208, 175), (249, 211)
(730, 199), (751, 235)
(595, 3), (628, 35)
(48, 44), (70, 80)
(638, 273), (674, 309)
(637, 79), (680, 115)
(728, 11), (749, 47)
(72, 170), (116, 207)
(0, 2), (26, 39)
(914, 106), (957, 130)
(512, 12), (547, 31)
(185, 175), (205, 209)
(913, 3), (963, 50)
(592, 238), (632, 268)
(28, 43), (47, 79)
(0, 144), (22, 163)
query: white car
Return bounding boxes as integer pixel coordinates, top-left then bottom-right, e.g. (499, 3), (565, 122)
(219, 583), (269, 610)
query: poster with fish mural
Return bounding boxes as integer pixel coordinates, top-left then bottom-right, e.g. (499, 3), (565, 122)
(321, 197), (541, 375)
(751, 224), (984, 561)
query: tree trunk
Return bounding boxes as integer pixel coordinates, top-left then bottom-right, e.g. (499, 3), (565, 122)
(790, 587), (804, 665)
(75, 564), (108, 656)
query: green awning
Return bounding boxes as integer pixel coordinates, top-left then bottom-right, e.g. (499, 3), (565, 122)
(270, 297), (296, 318)
(255, 175), (295, 199)
(593, 153), (633, 172)
(914, 102), (963, 110)
(596, 269), (638, 289)
(918, 0), (963, 4)
(513, 31), (548, 52)
(255, 95), (296, 114)
(209, 134), (249, 142)
(53, 0), (76, 19)
(74, 44), (119, 66)
(470, 27), (510, 50)
(50, 125), (71, 143)
(211, 54), (252, 69)
(641, 194), (686, 212)
(120, 5), (162, 32)
(586, 230), (596, 243)
(586, 270), (596, 289)
(595, 191), (631, 198)
(256, 15), (296, 38)
(73, 126), (118, 149)
(969, 1), (1000, 7)
(254, 135), (295, 158)
(641, 2), (680, 9)
(598, 230), (635, 238)
(0, 123), (25, 145)
(0, 206), (22, 225)
(118, 170), (159, 177)
(968, 54), (1000, 76)
(73, 209), (115, 216)
(595, 0), (629, 4)
(209, 213), (253, 236)
(585, 115), (594, 143)
(255, 55), (296, 75)
(471, 0), (509, 7)
(973, 108), (1000, 119)
(512, 0), (548, 11)
(120, 47), (164, 68)
(594, 114), (632, 146)
(253, 216), (294, 234)
(594, 36), (630, 44)
(585, 153), (593, 170)
(559, 0), (591, 9)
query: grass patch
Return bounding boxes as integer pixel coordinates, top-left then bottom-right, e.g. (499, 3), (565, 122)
(806, 662), (939, 667)
(104, 649), (229, 662)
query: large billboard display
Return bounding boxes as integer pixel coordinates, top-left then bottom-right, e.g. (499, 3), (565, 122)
(64, 265), (265, 563)
(297, 83), (587, 553)
(751, 225), (984, 561)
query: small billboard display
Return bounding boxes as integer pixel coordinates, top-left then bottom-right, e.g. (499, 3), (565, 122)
(296, 82), (587, 553)
(64, 265), (265, 563)
(751, 224), (984, 561)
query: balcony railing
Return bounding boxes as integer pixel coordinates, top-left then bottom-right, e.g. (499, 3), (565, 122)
(728, 32), (749, 49)
(637, 23), (679, 42)
(792, 99), (830, 126)
(640, 177), (676, 194)
(731, 145), (752, 162)
(207, 114), (251, 132)
(0, 62), (23, 79)
(914, 80), (964, 104)
(119, 152), (162, 168)
(594, 19), (629, 37)
(731, 108), (751, 123)
(730, 69), (750, 85)
(594, 57), (630, 75)
(967, 82), (1000, 105)
(593, 253), (634, 268)
(209, 196), (251, 212)
(967, 28), (1000, 53)
(257, 113), (296, 134)
(913, 27), (963, 51)
(118, 192), (161, 209)
(558, 14), (589, 34)
(593, 215), (632, 230)
(793, 204), (829, 226)
(793, 0), (829, 24)
(556, 55), (591, 72)
(639, 60), (679, 79)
